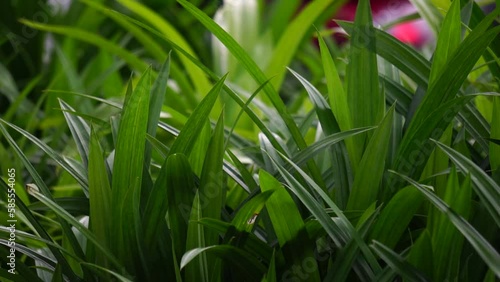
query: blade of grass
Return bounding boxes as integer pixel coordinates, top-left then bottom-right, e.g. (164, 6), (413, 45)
(0, 180), (70, 281)
(267, 0), (301, 39)
(338, 20), (430, 88)
(3, 74), (40, 122)
(259, 170), (306, 246)
(80, 263), (133, 282)
(146, 154), (194, 259)
(339, 20), (492, 154)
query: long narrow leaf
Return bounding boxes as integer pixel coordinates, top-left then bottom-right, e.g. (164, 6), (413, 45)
(391, 171), (500, 277)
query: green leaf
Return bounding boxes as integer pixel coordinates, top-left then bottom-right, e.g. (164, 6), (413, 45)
(81, 262), (133, 282)
(395, 94), (478, 185)
(409, 0), (443, 36)
(88, 127), (112, 266)
(0, 124), (84, 281)
(395, 13), (500, 181)
(433, 140), (500, 227)
(185, 192), (208, 282)
(80, 0), (199, 105)
(263, 250), (277, 282)
(259, 170), (304, 246)
(371, 241), (429, 282)
(59, 99), (91, 170)
(317, 32), (351, 132)
(169, 75), (226, 156)
(146, 154), (195, 258)
(407, 229), (433, 278)
(0, 119), (88, 193)
(181, 246), (266, 281)
(258, 170), (320, 281)
(391, 170), (500, 277)
(346, 0), (384, 162)
(289, 67), (353, 206)
(347, 105), (394, 211)
(117, 0), (212, 96)
(107, 11), (289, 156)
(196, 218), (273, 261)
(268, 150), (381, 279)
(369, 186), (424, 249)
(195, 112), (225, 280)
(111, 68), (151, 268)
(339, 18), (493, 156)
(20, 20), (148, 72)
(491, 97), (500, 170)
(231, 190), (274, 233)
(199, 112), (225, 243)
(428, 0), (461, 85)
(145, 56), (170, 166)
(267, 0), (301, 39)
(432, 168), (471, 281)
(291, 127), (375, 168)
(176, 0), (325, 191)
(338, 20), (430, 88)
(265, 0), (341, 91)
(25, 184), (124, 272)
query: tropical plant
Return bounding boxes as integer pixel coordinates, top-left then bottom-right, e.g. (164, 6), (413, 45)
(0, 0), (499, 281)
